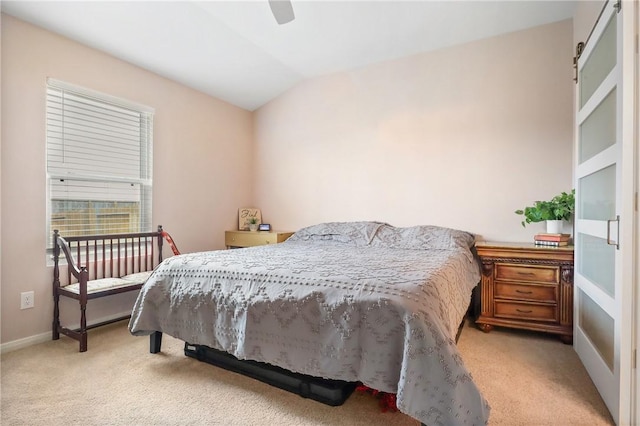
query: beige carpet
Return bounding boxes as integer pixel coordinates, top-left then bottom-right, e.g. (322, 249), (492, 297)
(1, 320), (614, 426)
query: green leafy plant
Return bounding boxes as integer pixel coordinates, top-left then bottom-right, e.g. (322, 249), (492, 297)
(515, 189), (575, 227)
(247, 217), (259, 225)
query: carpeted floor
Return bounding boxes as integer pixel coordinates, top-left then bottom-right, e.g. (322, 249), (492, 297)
(1, 319), (614, 425)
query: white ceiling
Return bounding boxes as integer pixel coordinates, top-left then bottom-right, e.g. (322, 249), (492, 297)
(2, 1), (576, 111)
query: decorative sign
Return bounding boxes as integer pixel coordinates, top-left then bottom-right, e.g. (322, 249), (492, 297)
(238, 208), (262, 230)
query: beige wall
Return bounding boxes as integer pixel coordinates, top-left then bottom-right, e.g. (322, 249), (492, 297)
(0, 14), (254, 344)
(254, 20), (575, 242)
(574, 1), (606, 47)
(1, 14), (577, 346)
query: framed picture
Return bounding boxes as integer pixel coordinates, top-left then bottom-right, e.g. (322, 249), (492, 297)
(238, 208), (262, 230)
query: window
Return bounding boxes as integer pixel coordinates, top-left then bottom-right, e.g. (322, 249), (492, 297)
(46, 79), (153, 248)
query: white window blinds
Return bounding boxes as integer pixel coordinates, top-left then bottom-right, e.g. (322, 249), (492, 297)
(46, 78), (153, 244)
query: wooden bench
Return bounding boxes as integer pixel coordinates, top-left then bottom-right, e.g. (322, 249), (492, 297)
(53, 225), (179, 352)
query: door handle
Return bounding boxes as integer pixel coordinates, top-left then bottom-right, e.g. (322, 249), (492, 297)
(606, 215), (620, 250)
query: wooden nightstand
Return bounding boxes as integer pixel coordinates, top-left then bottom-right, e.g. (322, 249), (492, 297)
(225, 230), (294, 249)
(475, 242), (574, 344)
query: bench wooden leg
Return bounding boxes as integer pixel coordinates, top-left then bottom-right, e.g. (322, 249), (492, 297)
(52, 293), (60, 341)
(79, 334), (88, 352)
(150, 331), (162, 353)
(79, 303), (88, 352)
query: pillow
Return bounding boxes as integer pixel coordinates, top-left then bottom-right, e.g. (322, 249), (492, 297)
(371, 224), (476, 251)
(287, 221), (388, 246)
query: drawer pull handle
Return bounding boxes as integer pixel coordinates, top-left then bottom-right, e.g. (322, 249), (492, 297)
(517, 272), (536, 276)
(515, 289), (533, 294)
(516, 308), (533, 313)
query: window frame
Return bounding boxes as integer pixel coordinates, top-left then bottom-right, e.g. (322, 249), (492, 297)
(45, 78), (154, 253)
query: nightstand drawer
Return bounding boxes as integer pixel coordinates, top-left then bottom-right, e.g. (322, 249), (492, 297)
(225, 231), (294, 248)
(226, 232), (276, 247)
(494, 282), (557, 303)
(495, 263), (559, 284)
(494, 301), (557, 322)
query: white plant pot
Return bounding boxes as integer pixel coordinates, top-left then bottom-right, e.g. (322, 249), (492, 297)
(546, 220), (563, 234)
(249, 224), (259, 232)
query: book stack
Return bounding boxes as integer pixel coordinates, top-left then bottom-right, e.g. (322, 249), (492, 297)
(534, 233), (571, 247)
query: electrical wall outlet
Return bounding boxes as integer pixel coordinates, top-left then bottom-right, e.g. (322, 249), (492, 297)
(20, 291), (35, 310)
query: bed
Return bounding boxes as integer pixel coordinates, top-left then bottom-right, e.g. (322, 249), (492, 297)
(129, 221), (490, 425)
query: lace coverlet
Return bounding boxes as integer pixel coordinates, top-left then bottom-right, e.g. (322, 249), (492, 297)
(129, 223), (490, 425)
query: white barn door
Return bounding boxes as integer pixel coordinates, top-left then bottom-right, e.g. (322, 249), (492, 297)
(574, 0), (636, 424)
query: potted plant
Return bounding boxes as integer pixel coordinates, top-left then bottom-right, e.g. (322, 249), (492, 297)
(247, 216), (260, 232)
(515, 189), (575, 233)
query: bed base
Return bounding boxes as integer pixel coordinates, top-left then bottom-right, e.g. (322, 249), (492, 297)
(147, 297), (473, 423)
(149, 330), (356, 406)
(147, 316), (466, 412)
(184, 342), (357, 406)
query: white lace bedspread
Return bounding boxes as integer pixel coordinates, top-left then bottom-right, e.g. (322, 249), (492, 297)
(129, 222), (490, 425)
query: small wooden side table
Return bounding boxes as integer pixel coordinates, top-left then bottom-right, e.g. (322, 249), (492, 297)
(225, 230), (294, 249)
(475, 241), (574, 344)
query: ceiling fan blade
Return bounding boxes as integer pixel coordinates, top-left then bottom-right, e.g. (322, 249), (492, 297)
(268, 0), (295, 25)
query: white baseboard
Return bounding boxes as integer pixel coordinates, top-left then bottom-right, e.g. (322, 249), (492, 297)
(1, 331), (51, 354)
(1, 311), (131, 354)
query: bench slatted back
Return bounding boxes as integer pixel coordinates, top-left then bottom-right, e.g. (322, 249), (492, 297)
(55, 227), (165, 285)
